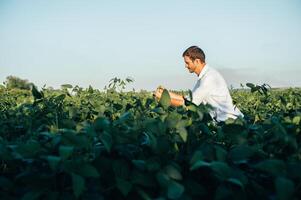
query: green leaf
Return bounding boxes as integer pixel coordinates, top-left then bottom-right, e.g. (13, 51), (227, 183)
(175, 119), (189, 142)
(146, 158), (161, 171)
(275, 177), (294, 200)
(190, 160), (210, 171)
(246, 83), (255, 88)
(186, 104), (198, 112)
(165, 164), (182, 180)
(0, 177), (13, 189)
(228, 145), (255, 164)
(17, 140), (41, 158)
(47, 156), (61, 171)
(275, 177), (295, 200)
(155, 136), (171, 154)
(78, 164), (100, 178)
(167, 180), (185, 199)
(59, 145), (74, 159)
(177, 127), (188, 142)
(210, 162), (231, 180)
(116, 112), (132, 124)
(165, 112), (182, 128)
(145, 132), (158, 151)
(132, 160), (146, 171)
(61, 84), (73, 89)
(116, 177), (132, 196)
(292, 116), (300, 125)
(184, 179), (206, 196)
(54, 94), (66, 102)
(214, 184), (232, 200)
(253, 159), (286, 176)
(68, 107), (78, 118)
(130, 170), (156, 187)
(190, 161), (231, 180)
(61, 130), (90, 148)
(287, 162), (301, 179)
(152, 107), (165, 114)
(227, 178), (244, 189)
(71, 173), (85, 198)
(137, 188), (152, 200)
(214, 146), (227, 162)
(126, 77), (134, 83)
(100, 131), (112, 152)
(113, 160), (130, 179)
(190, 150), (204, 166)
(113, 103), (123, 110)
(156, 171), (170, 188)
(94, 117), (110, 130)
(31, 84), (43, 100)
(231, 169), (249, 186)
(159, 89), (171, 109)
(22, 190), (45, 200)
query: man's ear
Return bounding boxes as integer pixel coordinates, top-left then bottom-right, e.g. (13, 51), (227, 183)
(194, 59), (201, 65)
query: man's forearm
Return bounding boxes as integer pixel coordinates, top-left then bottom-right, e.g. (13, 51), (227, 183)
(169, 91), (184, 106)
(154, 88), (184, 107)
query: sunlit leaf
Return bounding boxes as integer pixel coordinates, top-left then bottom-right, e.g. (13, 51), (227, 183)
(159, 89), (171, 109)
(72, 173), (85, 198)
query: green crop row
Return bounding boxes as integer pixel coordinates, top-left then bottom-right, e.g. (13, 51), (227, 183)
(0, 84), (301, 199)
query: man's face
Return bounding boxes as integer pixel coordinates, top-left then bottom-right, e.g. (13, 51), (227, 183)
(184, 56), (197, 73)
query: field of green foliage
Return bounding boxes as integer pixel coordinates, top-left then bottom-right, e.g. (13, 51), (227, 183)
(1, 78), (301, 200)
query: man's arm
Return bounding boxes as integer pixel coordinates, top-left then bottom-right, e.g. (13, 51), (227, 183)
(154, 87), (184, 107)
(169, 92), (185, 106)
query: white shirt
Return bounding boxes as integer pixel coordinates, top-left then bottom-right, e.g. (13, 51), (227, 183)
(190, 64), (243, 121)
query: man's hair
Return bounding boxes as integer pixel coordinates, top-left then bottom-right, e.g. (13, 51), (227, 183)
(182, 46), (206, 63)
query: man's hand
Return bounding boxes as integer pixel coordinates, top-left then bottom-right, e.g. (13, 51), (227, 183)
(154, 86), (165, 100)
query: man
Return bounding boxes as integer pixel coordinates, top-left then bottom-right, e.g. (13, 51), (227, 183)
(155, 46), (243, 122)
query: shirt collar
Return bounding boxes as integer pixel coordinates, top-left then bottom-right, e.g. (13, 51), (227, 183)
(198, 64), (209, 79)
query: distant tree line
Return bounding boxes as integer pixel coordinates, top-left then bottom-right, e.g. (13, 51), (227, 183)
(3, 76), (33, 90)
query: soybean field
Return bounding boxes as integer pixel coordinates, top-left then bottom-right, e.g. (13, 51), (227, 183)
(1, 80), (301, 200)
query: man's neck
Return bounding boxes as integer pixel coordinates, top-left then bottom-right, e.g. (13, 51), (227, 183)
(195, 63), (206, 76)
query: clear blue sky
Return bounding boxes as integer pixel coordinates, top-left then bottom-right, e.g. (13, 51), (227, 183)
(1, 0), (301, 90)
